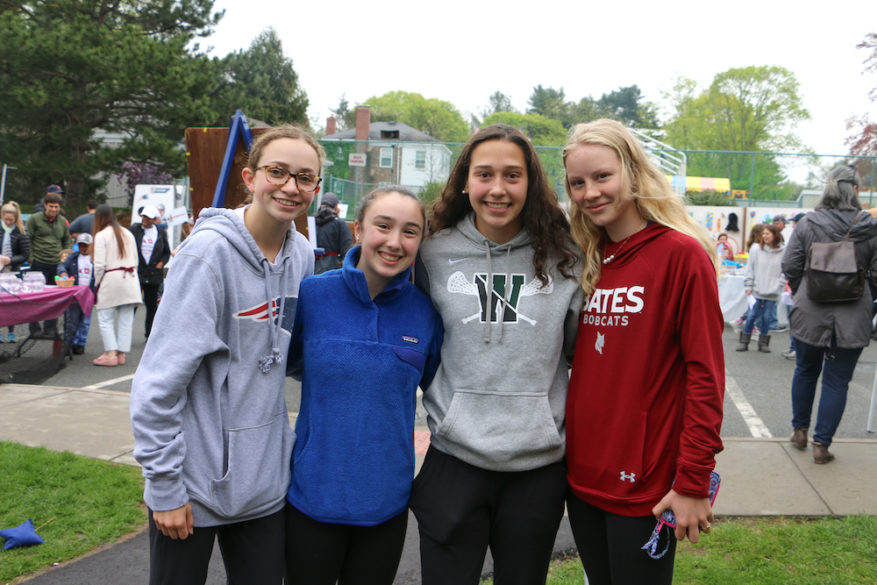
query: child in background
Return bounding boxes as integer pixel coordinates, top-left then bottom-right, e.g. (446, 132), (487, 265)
(715, 232), (734, 261)
(563, 119), (724, 585)
(737, 224), (785, 352)
(410, 124), (583, 585)
(131, 125), (322, 583)
(57, 233), (96, 355)
(285, 186), (442, 585)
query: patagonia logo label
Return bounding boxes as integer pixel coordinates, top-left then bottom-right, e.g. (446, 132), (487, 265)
(402, 336), (419, 344)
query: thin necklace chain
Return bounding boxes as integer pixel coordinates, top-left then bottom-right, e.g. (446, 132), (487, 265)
(603, 221), (648, 265)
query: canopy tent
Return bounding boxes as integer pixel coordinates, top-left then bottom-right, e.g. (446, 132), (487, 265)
(666, 176), (731, 193)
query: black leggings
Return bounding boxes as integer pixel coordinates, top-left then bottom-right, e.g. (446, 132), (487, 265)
(566, 492), (676, 585)
(409, 446), (567, 585)
(285, 502), (408, 585)
(147, 507), (285, 585)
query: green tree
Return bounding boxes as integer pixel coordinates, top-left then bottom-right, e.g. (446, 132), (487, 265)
(482, 90), (516, 118)
(663, 66), (810, 197)
(364, 91), (469, 142)
(0, 0), (222, 206)
(666, 66), (809, 152)
(597, 85), (659, 128)
(330, 94), (356, 131)
(527, 85), (568, 121)
(208, 28), (308, 128)
(527, 84), (658, 130)
(847, 32), (877, 177)
(481, 112), (566, 146)
(567, 96), (602, 127)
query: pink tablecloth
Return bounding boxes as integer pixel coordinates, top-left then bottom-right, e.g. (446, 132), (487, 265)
(0, 286), (95, 327)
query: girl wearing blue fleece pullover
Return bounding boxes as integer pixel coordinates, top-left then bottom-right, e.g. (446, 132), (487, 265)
(131, 125), (323, 584)
(410, 124), (583, 585)
(285, 186), (442, 585)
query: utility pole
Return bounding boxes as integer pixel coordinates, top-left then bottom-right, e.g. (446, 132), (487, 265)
(0, 164), (16, 206)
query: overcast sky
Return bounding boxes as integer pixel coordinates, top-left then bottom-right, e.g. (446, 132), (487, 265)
(205, 0), (875, 156)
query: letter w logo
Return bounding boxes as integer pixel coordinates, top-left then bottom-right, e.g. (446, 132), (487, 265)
(474, 273), (525, 323)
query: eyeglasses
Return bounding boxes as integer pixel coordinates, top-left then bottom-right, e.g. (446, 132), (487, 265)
(257, 166), (322, 193)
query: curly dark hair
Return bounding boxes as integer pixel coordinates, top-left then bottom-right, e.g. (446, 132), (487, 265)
(428, 124), (578, 285)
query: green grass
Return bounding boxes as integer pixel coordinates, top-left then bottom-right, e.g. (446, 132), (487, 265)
(0, 441), (146, 584)
(482, 517), (877, 585)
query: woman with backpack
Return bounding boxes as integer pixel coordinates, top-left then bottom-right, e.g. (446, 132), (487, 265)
(782, 164), (877, 464)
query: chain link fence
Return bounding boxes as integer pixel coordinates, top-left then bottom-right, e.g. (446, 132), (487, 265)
(315, 138), (877, 216)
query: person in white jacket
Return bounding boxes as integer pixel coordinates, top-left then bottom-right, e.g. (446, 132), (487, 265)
(737, 224), (785, 352)
(92, 204), (141, 366)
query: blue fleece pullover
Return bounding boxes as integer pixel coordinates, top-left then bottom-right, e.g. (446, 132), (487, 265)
(286, 246), (443, 525)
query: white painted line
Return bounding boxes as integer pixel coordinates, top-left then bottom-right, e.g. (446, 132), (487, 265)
(725, 370), (773, 438)
(84, 373), (136, 389)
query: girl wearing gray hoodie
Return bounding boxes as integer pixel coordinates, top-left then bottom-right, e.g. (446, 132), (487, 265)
(737, 224), (786, 352)
(131, 125), (323, 584)
(410, 124), (583, 585)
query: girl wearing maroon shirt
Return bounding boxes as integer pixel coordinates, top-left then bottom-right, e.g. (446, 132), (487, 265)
(562, 119), (724, 585)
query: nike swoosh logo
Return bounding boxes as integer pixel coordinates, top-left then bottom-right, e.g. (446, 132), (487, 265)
(448, 258), (467, 265)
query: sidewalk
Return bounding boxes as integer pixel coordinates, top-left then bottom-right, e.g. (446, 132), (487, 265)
(2, 383), (876, 584)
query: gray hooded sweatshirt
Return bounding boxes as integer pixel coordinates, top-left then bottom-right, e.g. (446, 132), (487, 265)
(416, 213), (583, 472)
(131, 207), (313, 526)
(744, 241), (786, 300)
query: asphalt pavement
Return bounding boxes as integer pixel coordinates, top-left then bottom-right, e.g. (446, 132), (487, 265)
(1, 313), (876, 584)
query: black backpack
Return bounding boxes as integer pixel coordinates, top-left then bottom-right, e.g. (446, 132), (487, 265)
(805, 212), (865, 303)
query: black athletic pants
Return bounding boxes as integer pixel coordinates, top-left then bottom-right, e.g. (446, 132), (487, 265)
(566, 492), (676, 585)
(28, 260), (59, 333)
(147, 508), (285, 585)
(141, 282), (161, 338)
(409, 446), (567, 585)
(285, 502), (408, 585)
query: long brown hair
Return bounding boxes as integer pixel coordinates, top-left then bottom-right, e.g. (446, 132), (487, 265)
(429, 124), (578, 285)
(745, 223), (764, 251)
(93, 205), (127, 257)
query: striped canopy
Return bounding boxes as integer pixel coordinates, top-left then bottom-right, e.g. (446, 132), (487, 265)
(666, 176), (731, 193)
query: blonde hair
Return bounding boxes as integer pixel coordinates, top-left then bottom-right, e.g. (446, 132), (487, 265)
(1, 201), (25, 232)
(562, 119), (718, 295)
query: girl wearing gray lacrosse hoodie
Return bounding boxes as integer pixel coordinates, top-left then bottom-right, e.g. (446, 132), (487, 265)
(131, 125), (323, 584)
(410, 124), (583, 585)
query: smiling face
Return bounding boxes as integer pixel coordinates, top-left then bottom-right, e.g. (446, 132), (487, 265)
(2, 212), (13, 228)
(762, 228), (774, 247)
(44, 202), (60, 221)
(241, 137), (320, 228)
(354, 191), (424, 298)
(565, 143), (642, 241)
(465, 139), (528, 244)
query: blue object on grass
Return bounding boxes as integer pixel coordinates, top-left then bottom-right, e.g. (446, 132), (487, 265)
(0, 518), (45, 550)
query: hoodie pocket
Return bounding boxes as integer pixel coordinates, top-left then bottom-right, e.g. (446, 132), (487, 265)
(210, 412), (293, 518)
(436, 389), (563, 462)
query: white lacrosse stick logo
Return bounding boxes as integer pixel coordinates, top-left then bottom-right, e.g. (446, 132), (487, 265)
(446, 271), (552, 325)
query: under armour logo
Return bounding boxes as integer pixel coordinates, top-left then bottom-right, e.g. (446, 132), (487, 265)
(619, 471), (636, 483)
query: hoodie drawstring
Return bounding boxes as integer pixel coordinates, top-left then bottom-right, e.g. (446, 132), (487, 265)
(483, 240), (492, 343)
(482, 241), (513, 344)
(258, 256), (288, 373)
